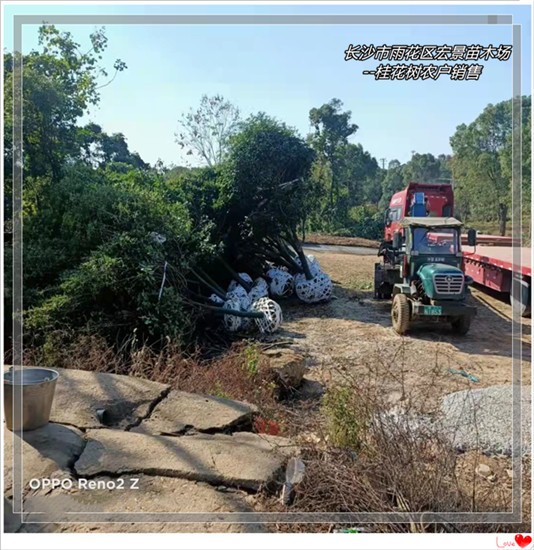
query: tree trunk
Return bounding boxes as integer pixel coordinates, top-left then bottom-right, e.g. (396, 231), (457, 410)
(498, 203), (507, 236)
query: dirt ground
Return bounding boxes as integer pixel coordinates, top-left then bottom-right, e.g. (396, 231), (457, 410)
(270, 249), (531, 530)
(281, 250), (531, 407)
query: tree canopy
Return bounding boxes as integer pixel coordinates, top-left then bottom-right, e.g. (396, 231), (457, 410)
(450, 96), (531, 234)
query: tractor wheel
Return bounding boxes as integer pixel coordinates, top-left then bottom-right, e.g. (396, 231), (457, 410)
(451, 315), (471, 335)
(391, 294), (411, 335)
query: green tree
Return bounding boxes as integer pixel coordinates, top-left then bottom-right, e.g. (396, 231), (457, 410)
(334, 142), (380, 222)
(4, 25), (127, 182)
(223, 113), (316, 276)
(402, 153), (441, 183)
(499, 97), (531, 236)
(23, 165), (215, 350)
(308, 99), (358, 226)
(449, 98), (531, 234)
(379, 163), (405, 209)
(437, 154), (453, 181)
(77, 123), (148, 170)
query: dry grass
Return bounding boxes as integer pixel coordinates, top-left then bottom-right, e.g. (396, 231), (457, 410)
(305, 233), (379, 248)
(257, 342), (531, 534)
(20, 331), (531, 533)
(23, 333), (291, 434)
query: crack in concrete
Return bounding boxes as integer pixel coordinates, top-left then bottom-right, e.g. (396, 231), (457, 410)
(155, 416), (255, 438)
(123, 386), (172, 432)
(69, 467), (263, 494)
(66, 437), (89, 478)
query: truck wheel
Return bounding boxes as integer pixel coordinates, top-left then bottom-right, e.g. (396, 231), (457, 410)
(510, 279), (531, 318)
(392, 294), (410, 335)
(451, 315), (471, 335)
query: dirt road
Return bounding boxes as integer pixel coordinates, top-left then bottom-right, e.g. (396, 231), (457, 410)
(280, 249), (531, 409)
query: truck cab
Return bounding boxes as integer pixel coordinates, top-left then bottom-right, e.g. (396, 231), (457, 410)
(384, 182), (454, 242)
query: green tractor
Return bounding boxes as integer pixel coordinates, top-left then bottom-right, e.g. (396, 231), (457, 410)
(390, 217), (477, 335)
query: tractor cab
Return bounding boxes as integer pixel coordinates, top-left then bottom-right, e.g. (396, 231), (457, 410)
(402, 217), (463, 278)
(390, 217), (477, 335)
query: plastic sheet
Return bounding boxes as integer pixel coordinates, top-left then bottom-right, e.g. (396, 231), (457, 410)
(208, 293), (224, 305)
(226, 284), (252, 310)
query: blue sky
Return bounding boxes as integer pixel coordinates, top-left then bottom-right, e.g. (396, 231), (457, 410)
(3, 3), (532, 167)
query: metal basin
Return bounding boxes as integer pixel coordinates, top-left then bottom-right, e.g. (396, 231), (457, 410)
(4, 367), (59, 431)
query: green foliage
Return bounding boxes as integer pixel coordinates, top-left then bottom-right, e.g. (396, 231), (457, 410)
(309, 98), (358, 159)
(450, 96), (531, 234)
(347, 204), (383, 240)
(4, 25), (127, 182)
(242, 343), (260, 377)
(308, 99), (359, 227)
(23, 165), (215, 349)
(322, 384), (370, 450)
(77, 123), (148, 169)
(402, 153), (442, 183)
(222, 113), (316, 269)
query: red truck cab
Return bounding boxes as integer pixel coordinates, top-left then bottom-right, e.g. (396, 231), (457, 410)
(384, 182), (454, 241)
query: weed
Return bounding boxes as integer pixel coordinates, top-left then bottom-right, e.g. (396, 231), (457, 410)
(321, 383), (369, 450)
(242, 343), (260, 377)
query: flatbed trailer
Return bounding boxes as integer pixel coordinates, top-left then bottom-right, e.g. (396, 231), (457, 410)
(461, 234), (519, 246)
(463, 245), (532, 316)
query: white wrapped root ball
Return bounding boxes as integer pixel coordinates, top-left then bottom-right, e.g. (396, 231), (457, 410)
(307, 255), (322, 276)
(266, 267), (294, 298)
(209, 293), (224, 306)
(228, 273), (253, 293)
(248, 277), (269, 302)
(251, 297), (283, 334)
(294, 272), (333, 303)
(226, 284), (252, 310)
(222, 297), (244, 332)
(295, 255), (321, 278)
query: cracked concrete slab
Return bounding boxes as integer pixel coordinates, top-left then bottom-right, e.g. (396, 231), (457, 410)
(75, 429), (295, 491)
(16, 476), (269, 533)
(3, 423), (84, 498)
(131, 390), (258, 435)
(49, 368), (169, 429)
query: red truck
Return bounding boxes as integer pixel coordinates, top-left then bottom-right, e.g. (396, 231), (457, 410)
(384, 182), (454, 241)
(375, 181), (531, 317)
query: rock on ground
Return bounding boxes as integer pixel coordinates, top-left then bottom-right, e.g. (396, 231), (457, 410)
(132, 390), (257, 435)
(13, 476), (270, 533)
(50, 368), (169, 429)
(263, 349), (308, 390)
(440, 385), (532, 455)
(75, 429), (295, 491)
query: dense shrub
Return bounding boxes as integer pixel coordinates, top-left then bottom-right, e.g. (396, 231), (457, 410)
(23, 164), (217, 350)
(347, 204), (383, 240)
